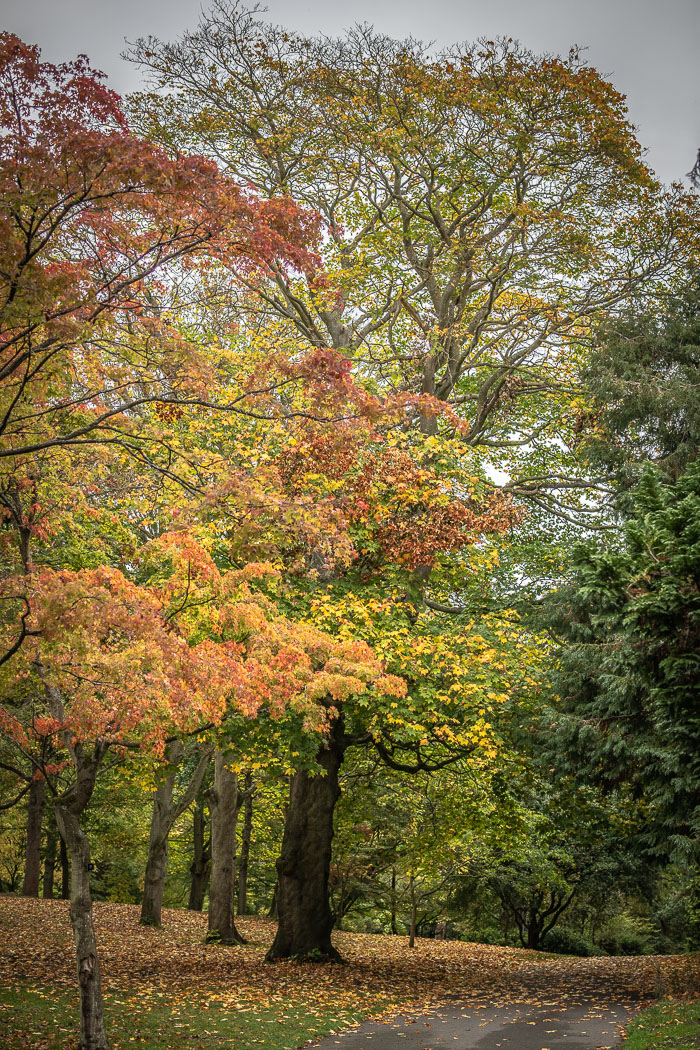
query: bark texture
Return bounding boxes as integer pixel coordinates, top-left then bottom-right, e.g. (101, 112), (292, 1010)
(236, 771), (253, 916)
(59, 833), (70, 899)
(266, 719), (347, 961)
(41, 670), (108, 1049)
(207, 751), (244, 944)
(408, 874), (417, 948)
(55, 803), (110, 1050)
(187, 797), (210, 912)
(140, 767), (176, 926)
(22, 776), (45, 897)
(140, 743), (211, 927)
(43, 815), (57, 899)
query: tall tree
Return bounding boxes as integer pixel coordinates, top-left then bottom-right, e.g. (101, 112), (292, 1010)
(546, 464), (700, 860)
(129, 4), (698, 517)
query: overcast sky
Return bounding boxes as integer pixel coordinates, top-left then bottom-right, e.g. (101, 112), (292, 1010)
(2, 0), (698, 186)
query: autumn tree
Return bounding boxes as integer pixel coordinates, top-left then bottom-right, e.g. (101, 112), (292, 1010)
(129, 3), (698, 519)
(0, 32), (320, 481)
(0, 564), (242, 1049)
(0, 34), (333, 1048)
(123, 15), (700, 962)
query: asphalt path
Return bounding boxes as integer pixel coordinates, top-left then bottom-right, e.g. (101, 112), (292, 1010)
(306, 998), (639, 1050)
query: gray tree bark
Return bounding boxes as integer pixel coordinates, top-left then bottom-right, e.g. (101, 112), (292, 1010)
(266, 718), (347, 961)
(22, 776), (45, 897)
(187, 797), (210, 912)
(55, 803), (110, 1050)
(140, 743), (211, 927)
(207, 751), (244, 944)
(236, 771), (254, 916)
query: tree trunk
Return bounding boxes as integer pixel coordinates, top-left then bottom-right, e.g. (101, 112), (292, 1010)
(526, 911), (543, 950)
(140, 743), (211, 927)
(267, 880), (278, 919)
(207, 751), (244, 944)
(390, 867), (398, 935)
(501, 907), (511, 947)
(60, 832), (70, 899)
(22, 776), (45, 897)
(43, 815), (58, 899)
(140, 762), (177, 927)
(408, 874), (417, 948)
(187, 798), (209, 912)
(237, 772), (253, 916)
(266, 719), (347, 962)
(54, 803), (110, 1050)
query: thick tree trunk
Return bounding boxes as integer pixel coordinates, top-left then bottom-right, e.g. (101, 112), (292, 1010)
(266, 719), (347, 962)
(236, 772), (253, 916)
(187, 798), (209, 912)
(525, 911), (543, 950)
(43, 815), (58, 899)
(140, 743), (211, 927)
(55, 804), (110, 1050)
(60, 833), (70, 899)
(22, 777), (45, 897)
(207, 751), (244, 944)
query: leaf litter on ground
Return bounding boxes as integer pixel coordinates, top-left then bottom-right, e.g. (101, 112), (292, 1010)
(0, 897), (698, 1049)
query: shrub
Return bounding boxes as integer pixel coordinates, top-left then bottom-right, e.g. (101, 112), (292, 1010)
(541, 927), (601, 956)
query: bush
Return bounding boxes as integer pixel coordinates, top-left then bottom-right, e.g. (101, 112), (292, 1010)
(541, 927), (600, 956)
(597, 914), (653, 956)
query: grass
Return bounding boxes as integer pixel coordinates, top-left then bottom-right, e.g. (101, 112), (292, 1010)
(623, 998), (700, 1050)
(0, 984), (369, 1050)
(1, 897), (699, 1049)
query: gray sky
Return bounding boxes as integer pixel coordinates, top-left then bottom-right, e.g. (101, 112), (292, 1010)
(2, 0), (698, 186)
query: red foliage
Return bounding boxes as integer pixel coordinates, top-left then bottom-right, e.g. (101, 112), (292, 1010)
(0, 35), (322, 459)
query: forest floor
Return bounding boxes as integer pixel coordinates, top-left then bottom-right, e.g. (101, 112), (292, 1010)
(0, 897), (698, 1049)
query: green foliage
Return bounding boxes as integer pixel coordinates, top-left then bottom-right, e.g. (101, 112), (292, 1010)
(540, 927), (601, 956)
(583, 273), (700, 479)
(546, 463), (700, 858)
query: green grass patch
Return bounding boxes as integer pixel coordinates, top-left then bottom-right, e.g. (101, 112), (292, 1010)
(0, 983), (376, 1049)
(624, 998), (700, 1050)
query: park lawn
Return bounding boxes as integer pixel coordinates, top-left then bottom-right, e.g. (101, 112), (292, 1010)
(0, 982), (376, 1050)
(1, 897), (700, 1049)
(623, 998), (700, 1050)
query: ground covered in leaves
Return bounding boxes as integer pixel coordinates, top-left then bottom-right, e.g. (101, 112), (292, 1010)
(1, 897), (699, 1048)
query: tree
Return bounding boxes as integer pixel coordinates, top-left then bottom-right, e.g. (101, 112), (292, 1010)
(129, 3), (698, 518)
(139, 740), (211, 927)
(124, 11), (700, 958)
(0, 33), (320, 473)
(0, 563), (240, 1049)
(207, 748), (244, 944)
(546, 463), (700, 860)
(579, 272), (700, 481)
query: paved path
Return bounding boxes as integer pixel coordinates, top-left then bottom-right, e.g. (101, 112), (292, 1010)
(307, 998), (639, 1050)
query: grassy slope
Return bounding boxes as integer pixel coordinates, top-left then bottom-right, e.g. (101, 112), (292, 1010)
(1, 897), (699, 1049)
(624, 999), (700, 1050)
